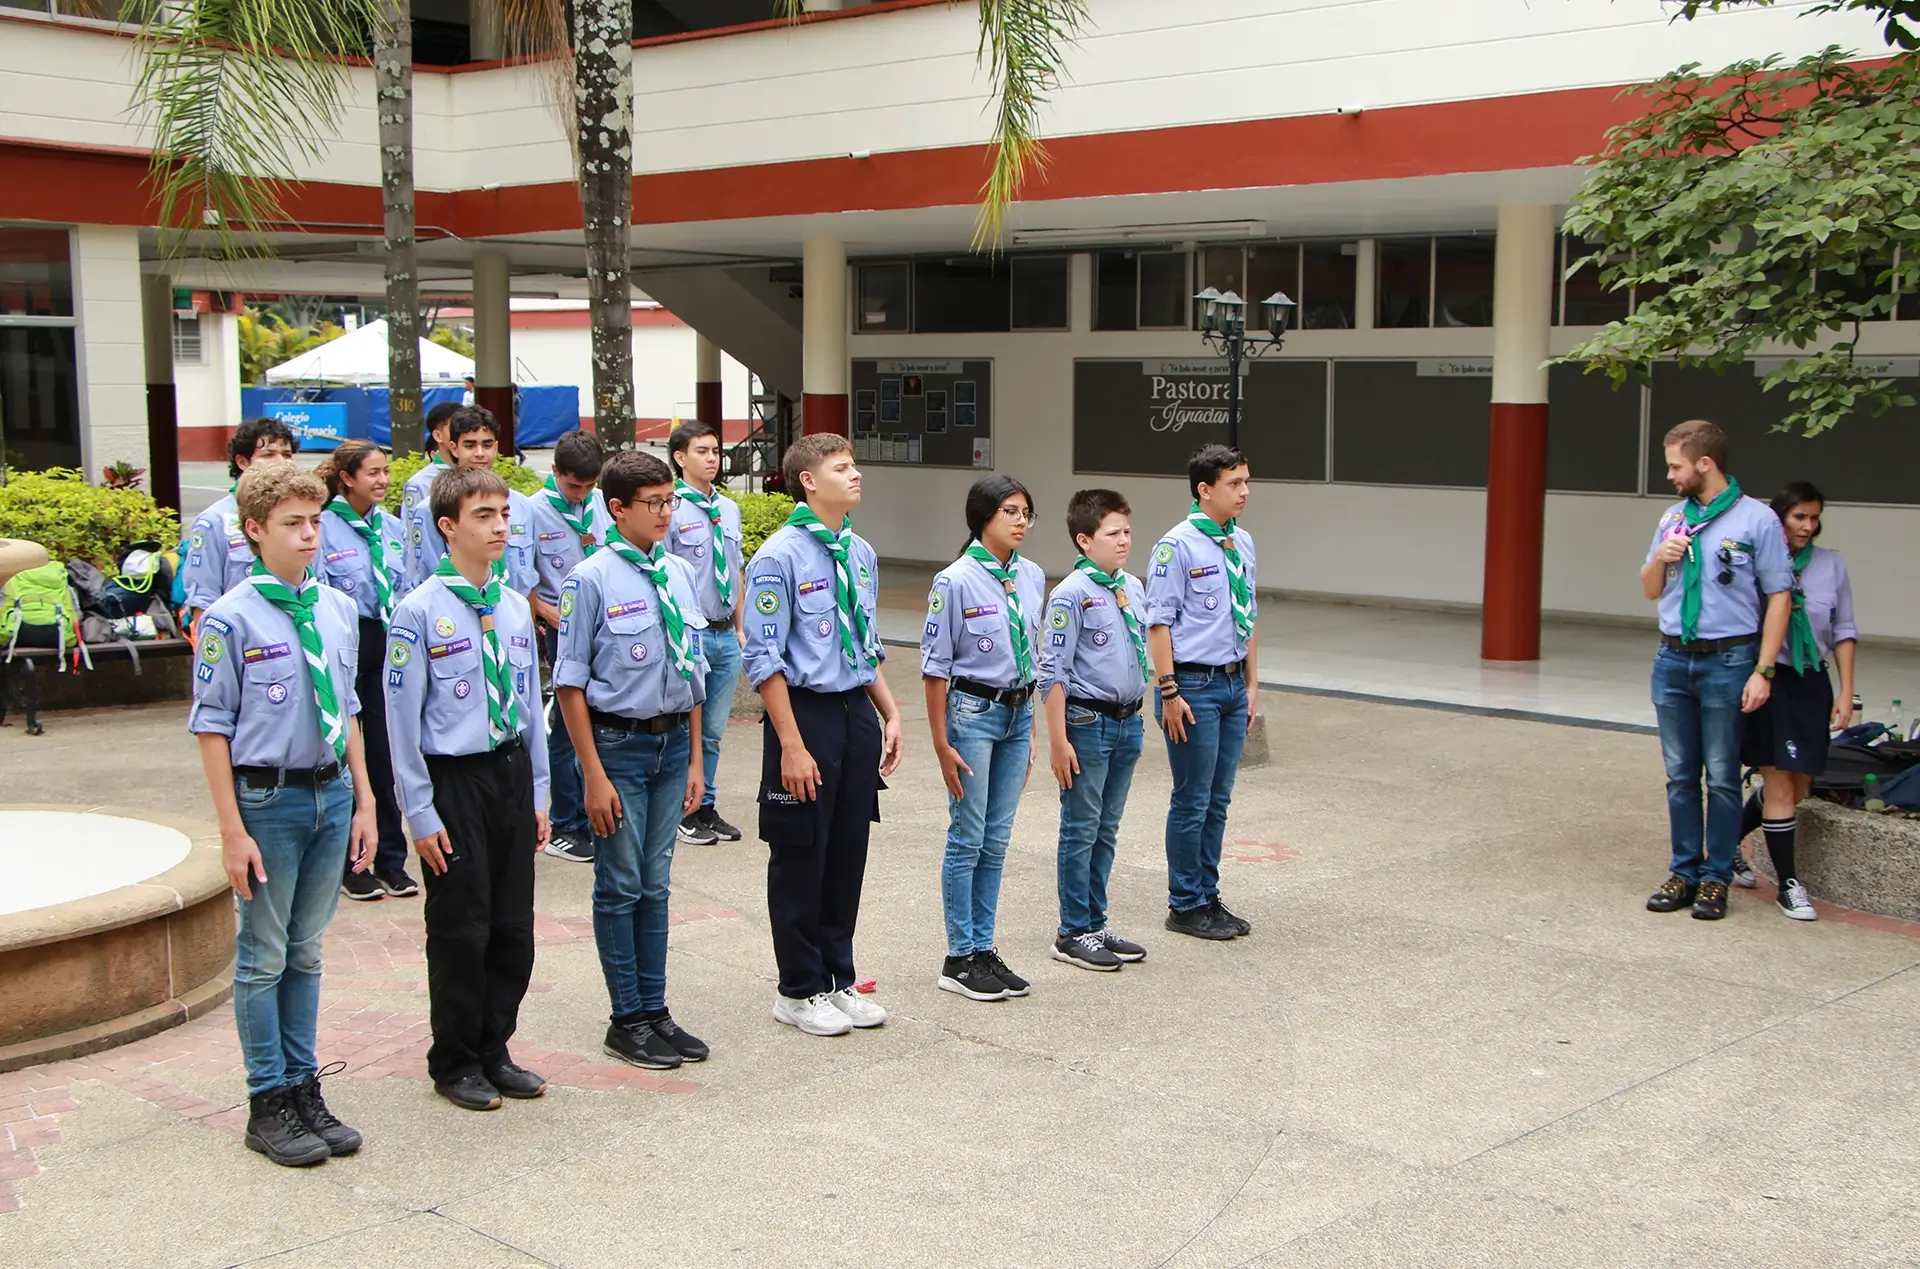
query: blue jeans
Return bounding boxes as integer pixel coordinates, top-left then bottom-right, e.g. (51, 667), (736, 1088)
(1157, 668), (1248, 912)
(1651, 641), (1757, 885)
(1056, 707), (1144, 937)
(232, 773), (353, 1097)
(590, 722), (692, 1016)
(699, 626), (743, 810)
(542, 626), (588, 836)
(942, 693), (1032, 956)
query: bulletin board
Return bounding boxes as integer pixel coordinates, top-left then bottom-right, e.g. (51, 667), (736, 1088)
(849, 358), (994, 470)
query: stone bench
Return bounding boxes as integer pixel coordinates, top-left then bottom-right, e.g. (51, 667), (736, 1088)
(1746, 798), (1920, 923)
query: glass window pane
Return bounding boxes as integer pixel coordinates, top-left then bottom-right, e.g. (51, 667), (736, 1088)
(1560, 236), (1630, 326)
(1094, 251), (1138, 331)
(1375, 238), (1431, 328)
(1433, 236), (1494, 327)
(1192, 246), (1244, 326)
(1300, 243), (1356, 330)
(913, 257), (1011, 333)
(1247, 245), (1299, 329)
(1138, 251), (1189, 328)
(0, 227), (74, 318)
(855, 262), (909, 332)
(1009, 255), (1068, 329)
(0, 325), (83, 471)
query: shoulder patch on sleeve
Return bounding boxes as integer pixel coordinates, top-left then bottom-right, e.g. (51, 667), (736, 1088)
(1049, 605), (1070, 630)
(1153, 541), (1175, 565)
(200, 615), (232, 638)
(392, 625), (420, 643)
(755, 589), (782, 615)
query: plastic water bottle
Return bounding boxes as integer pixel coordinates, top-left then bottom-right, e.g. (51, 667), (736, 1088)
(1892, 699), (1907, 741)
(1865, 773), (1886, 812)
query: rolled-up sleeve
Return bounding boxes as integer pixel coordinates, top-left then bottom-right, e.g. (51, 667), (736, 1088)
(743, 547), (795, 689)
(1145, 538), (1182, 628)
(552, 573), (596, 691)
(1036, 590), (1080, 700)
(920, 575), (956, 680)
(186, 612), (240, 737)
(1831, 558), (1858, 645)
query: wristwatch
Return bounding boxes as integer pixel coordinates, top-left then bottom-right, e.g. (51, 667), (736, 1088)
(1756, 664), (1775, 680)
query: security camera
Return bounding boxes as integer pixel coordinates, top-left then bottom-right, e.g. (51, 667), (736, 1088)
(1335, 104), (1365, 116)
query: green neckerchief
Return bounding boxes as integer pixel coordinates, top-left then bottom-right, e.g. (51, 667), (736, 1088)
(675, 479), (734, 610)
(1074, 555), (1149, 684)
(963, 541), (1033, 683)
(246, 560), (347, 762)
(542, 474), (598, 559)
(1185, 501), (1254, 641)
(785, 504), (876, 669)
(432, 555), (519, 746)
(430, 452), (448, 466)
(1678, 478), (1744, 643)
(326, 496), (396, 625)
(1786, 542), (1824, 673)
(603, 527), (696, 681)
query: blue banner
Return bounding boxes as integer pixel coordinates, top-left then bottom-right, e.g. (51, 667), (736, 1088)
(263, 400), (351, 452)
(240, 384), (584, 449)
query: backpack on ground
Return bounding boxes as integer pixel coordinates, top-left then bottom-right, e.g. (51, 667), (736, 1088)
(1813, 724), (1920, 806)
(2, 561), (91, 669)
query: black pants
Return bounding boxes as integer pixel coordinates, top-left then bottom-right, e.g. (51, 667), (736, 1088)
(422, 743), (537, 1082)
(759, 687), (882, 999)
(348, 616), (410, 875)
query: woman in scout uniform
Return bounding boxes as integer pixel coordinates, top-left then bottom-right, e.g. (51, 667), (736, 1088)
(555, 452), (712, 1071)
(188, 461), (378, 1167)
(316, 440), (418, 903)
(1038, 489), (1151, 973)
(1736, 481), (1857, 922)
(921, 475), (1046, 1003)
(385, 466), (553, 1113)
(1145, 444), (1261, 943)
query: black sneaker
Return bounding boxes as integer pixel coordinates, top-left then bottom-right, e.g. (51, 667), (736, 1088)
(374, 867), (419, 898)
(981, 949), (1030, 996)
(1646, 874), (1699, 913)
(484, 1061), (547, 1099)
(289, 1064), (362, 1155)
(1053, 931), (1122, 972)
(1691, 880), (1730, 921)
(936, 953), (1008, 1001)
(543, 831), (594, 863)
(676, 814), (719, 846)
(244, 1086), (331, 1167)
(700, 806), (743, 842)
(1209, 897), (1253, 936)
(340, 870), (384, 902)
(1730, 851), (1757, 889)
(1097, 927), (1146, 962)
(603, 1019), (683, 1070)
(646, 1012), (710, 1062)
(1165, 905), (1237, 940)
(434, 1072), (503, 1111)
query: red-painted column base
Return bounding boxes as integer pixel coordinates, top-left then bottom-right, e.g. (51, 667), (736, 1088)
(1481, 402), (1549, 662)
(696, 381), (722, 431)
(146, 384), (180, 513)
(475, 385), (516, 455)
(802, 392), (847, 436)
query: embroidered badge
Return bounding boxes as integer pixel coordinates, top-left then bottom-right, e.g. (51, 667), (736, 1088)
(392, 625), (419, 643)
(816, 617), (834, 638)
(630, 642), (648, 662)
(429, 638), (474, 659)
(1050, 632), (1067, 647)
(452, 679), (472, 699)
(929, 590), (945, 614)
(509, 635), (530, 649)
(265, 682), (289, 705)
(1153, 564), (1169, 577)
(510, 523), (528, 537)
(1091, 630), (1111, 647)
(755, 590), (781, 615)
(926, 622), (940, 638)
(1080, 596), (1108, 610)
(389, 642), (412, 668)
(797, 577), (833, 595)
(1050, 607), (1071, 629)
(434, 615), (456, 638)
(412, 524), (424, 546)
(202, 616), (233, 638)
(200, 633), (226, 663)
(324, 548), (358, 563)
(1189, 565), (1220, 578)
(195, 662), (215, 683)
(761, 623), (777, 639)
(538, 530), (569, 543)
(1203, 594), (1220, 610)
(976, 636), (994, 654)
(547, 555), (566, 570)
(859, 565), (871, 587)
(242, 643), (291, 664)
(559, 590), (576, 619)
(607, 600), (651, 620)
(1154, 542), (1175, 564)
(340, 577), (357, 592)
(190, 531), (205, 552)
(388, 668), (404, 688)
(963, 604), (1000, 619)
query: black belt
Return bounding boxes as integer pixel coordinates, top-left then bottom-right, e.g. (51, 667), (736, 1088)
(1660, 633), (1757, 653)
(1174, 660), (1244, 676)
(426, 736), (525, 764)
(952, 676), (1034, 708)
(1066, 695), (1144, 721)
(234, 763), (342, 790)
(589, 707), (689, 735)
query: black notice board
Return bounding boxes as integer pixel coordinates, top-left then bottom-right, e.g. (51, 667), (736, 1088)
(1547, 363), (1641, 494)
(1072, 359), (1328, 480)
(1649, 362), (1920, 506)
(849, 358), (992, 469)
(1332, 360), (1491, 487)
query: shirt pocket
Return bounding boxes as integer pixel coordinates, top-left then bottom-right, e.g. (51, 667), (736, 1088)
(797, 587), (838, 639)
(428, 648), (483, 707)
(244, 656), (297, 694)
(507, 641), (537, 705)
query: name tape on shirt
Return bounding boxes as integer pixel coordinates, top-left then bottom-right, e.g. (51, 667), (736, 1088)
(1080, 596), (1108, 609)
(1189, 565), (1220, 578)
(201, 615), (233, 638)
(242, 642), (291, 664)
(537, 530), (569, 543)
(962, 604), (1000, 619)
(324, 548), (358, 563)
(606, 600), (650, 620)
(797, 577), (833, 595)
(508, 635), (531, 649)
(429, 637), (474, 660)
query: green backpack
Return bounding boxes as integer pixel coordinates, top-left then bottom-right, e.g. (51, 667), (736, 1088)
(2, 561), (82, 657)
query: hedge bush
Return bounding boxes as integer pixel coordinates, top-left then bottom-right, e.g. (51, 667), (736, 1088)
(0, 468), (181, 567)
(724, 489), (795, 559)
(383, 453), (543, 513)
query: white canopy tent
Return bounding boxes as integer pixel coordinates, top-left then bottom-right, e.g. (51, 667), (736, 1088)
(264, 318), (476, 386)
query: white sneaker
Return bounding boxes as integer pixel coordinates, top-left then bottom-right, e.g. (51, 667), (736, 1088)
(1777, 879), (1818, 921)
(828, 987), (888, 1028)
(772, 992), (853, 1036)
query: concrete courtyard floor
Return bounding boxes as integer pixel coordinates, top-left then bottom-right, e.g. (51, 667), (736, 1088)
(3, 660), (1919, 1268)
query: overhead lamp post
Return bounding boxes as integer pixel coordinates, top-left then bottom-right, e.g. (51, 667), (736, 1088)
(1194, 287), (1297, 450)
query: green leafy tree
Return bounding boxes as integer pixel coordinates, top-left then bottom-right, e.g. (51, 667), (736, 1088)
(236, 307), (344, 384)
(1560, 2), (1917, 436)
(428, 323), (476, 359)
(0, 469), (181, 568)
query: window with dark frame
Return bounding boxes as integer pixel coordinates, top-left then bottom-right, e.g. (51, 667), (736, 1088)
(1375, 238), (1432, 329)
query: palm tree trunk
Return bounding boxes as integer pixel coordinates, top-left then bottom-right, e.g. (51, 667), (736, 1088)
(573, 0), (636, 450)
(376, 0), (423, 456)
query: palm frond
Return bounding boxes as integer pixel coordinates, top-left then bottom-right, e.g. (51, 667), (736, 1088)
(970, 0), (1086, 251)
(133, 0), (384, 261)
(499, 0), (578, 154)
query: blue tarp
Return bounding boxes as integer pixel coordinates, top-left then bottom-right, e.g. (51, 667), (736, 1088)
(239, 384), (583, 448)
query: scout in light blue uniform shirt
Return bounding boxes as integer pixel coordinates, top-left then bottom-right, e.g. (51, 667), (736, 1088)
(1783, 547), (1856, 666)
(317, 508), (404, 622)
(530, 489), (610, 607)
(406, 484), (540, 596)
(1144, 519), (1259, 666)
(743, 524), (884, 694)
(1037, 569), (1149, 706)
(188, 578), (361, 768)
(398, 460), (448, 592)
(384, 574), (550, 839)
(553, 545), (709, 718)
(182, 493), (256, 613)
(667, 490), (745, 625)
(921, 554), (1047, 688)
(1644, 495), (1793, 638)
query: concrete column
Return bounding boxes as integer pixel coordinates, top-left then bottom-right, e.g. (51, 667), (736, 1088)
(802, 237), (848, 436)
(695, 332), (723, 436)
(472, 249), (515, 451)
(1353, 238), (1376, 331)
(140, 274), (181, 512)
(70, 226), (147, 484)
(1481, 204), (1556, 662)
(1068, 253), (1093, 332)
